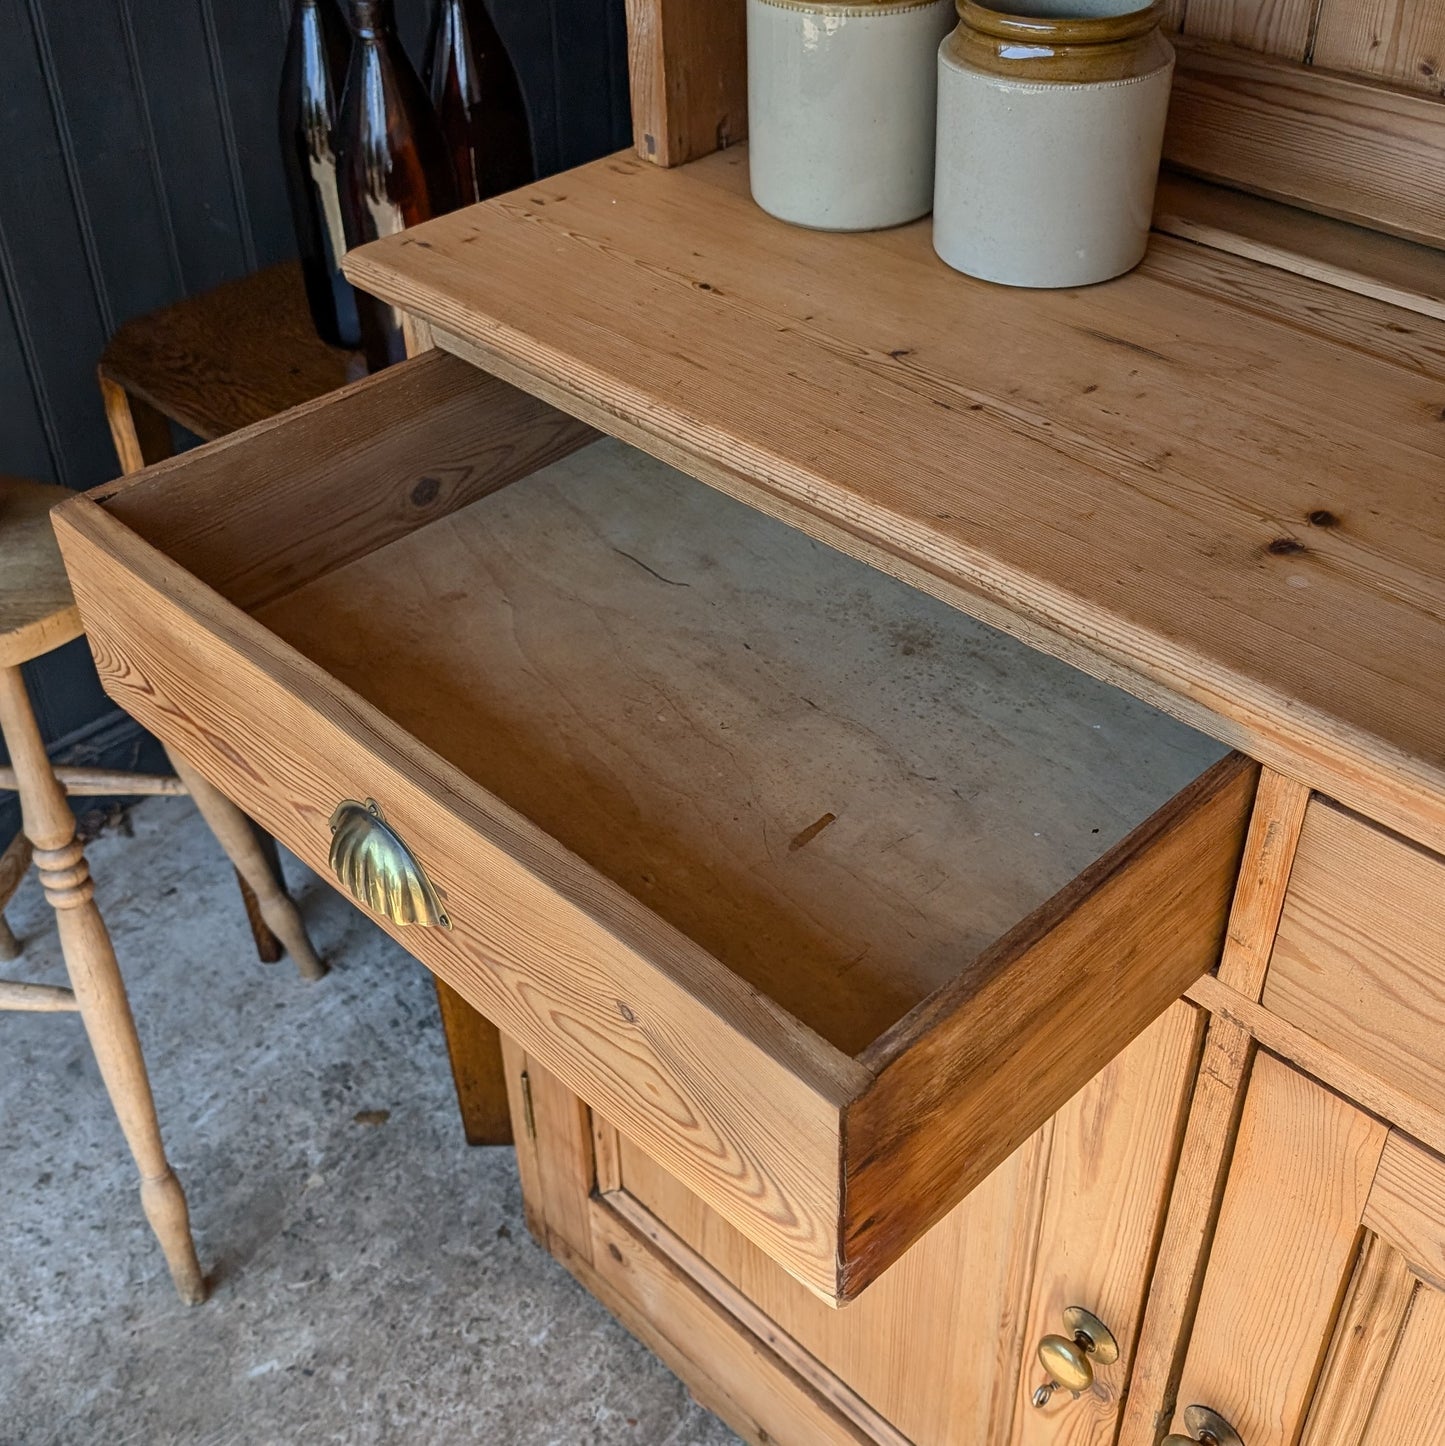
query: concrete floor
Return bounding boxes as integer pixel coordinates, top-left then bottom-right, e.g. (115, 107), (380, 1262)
(0, 798), (741, 1446)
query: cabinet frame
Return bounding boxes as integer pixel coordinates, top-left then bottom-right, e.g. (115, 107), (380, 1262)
(504, 994), (1210, 1446)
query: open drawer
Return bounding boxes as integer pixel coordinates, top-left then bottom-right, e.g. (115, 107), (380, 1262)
(55, 350), (1256, 1304)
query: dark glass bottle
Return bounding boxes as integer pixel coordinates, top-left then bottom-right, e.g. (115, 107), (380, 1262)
(336, 0), (457, 371)
(278, 0), (360, 349)
(425, 0), (534, 206)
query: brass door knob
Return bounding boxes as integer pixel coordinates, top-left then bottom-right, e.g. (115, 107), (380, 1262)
(1163, 1404), (1246, 1446)
(1031, 1306), (1119, 1408)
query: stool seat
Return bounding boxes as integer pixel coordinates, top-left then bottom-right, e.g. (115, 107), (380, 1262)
(98, 261), (354, 444)
(0, 478), (83, 668)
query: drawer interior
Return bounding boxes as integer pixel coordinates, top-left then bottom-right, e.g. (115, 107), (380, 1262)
(69, 352), (1251, 1301)
(251, 436), (1225, 1056)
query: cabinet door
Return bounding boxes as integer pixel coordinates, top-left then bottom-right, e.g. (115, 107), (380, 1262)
(1172, 1051), (1445, 1446)
(506, 1000), (1205, 1446)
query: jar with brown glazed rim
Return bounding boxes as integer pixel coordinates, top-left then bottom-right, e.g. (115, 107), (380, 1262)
(747, 0), (957, 231)
(932, 0), (1174, 287)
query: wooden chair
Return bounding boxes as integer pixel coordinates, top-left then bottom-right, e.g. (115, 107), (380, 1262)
(0, 476), (325, 1303)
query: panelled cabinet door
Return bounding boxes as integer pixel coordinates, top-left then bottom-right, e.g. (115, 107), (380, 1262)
(508, 1001), (1206, 1446)
(1172, 1051), (1445, 1446)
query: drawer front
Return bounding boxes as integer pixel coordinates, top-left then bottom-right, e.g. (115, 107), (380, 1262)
(1264, 799), (1445, 1118)
(54, 355), (1256, 1304)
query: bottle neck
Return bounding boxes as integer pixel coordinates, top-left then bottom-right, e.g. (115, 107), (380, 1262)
(349, 0), (396, 40)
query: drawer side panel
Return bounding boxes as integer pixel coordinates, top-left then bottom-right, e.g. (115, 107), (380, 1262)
(842, 754), (1258, 1298)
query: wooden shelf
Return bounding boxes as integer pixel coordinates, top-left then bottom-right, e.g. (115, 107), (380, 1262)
(346, 145), (1445, 855)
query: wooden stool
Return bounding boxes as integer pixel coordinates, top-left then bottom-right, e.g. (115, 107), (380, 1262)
(98, 262), (511, 1147)
(1, 479), (210, 1301)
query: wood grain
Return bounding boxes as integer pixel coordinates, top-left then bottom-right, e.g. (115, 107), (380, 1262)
(1356, 1274), (1445, 1443)
(433, 978), (513, 1145)
(1172, 1053), (1389, 1445)
(1188, 971), (1445, 1163)
(100, 376), (173, 474)
(1012, 1002), (1206, 1446)
(96, 349), (597, 613)
(259, 441), (1224, 1060)
(602, 1184), (912, 1446)
(1363, 1130), (1445, 1289)
(0, 662), (204, 1303)
(1312, 0), (1445, 94)
(584, 1204), (874, 1446)
(1153, 172), (1445, 322)
(0, 831), (32, 913)
(840, 755), (1255, 1297)
(505, 1043), (874, 1446)
(1182, 0), (1321, 58)
(344, 145), (1445, 857)
(0, 980), (78, 1011)
(1298, 1234), (1418, 1446)
(0, 477), (82, 668)
(59, 375), (1241, 1302)
(625, 0), (747, 165)
(1265, 800), (1445, 1123)
(56, 494), (865, 1302)
(165, 747), (326, 981)
(1120, 770), (1307, 1442)
(1166, 37), (1445, 244)
(1215, 767), (1310, 999)
(616, 1004), (1201, 1446)
(1117, 1017), (1257, 1446)
(615, 1115), (1048, 1445)
(0, 766), (186, 797)
(499, 1033), (550, 1246)
(96, 260), (354, 445)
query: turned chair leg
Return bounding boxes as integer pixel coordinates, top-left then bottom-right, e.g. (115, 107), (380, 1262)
(0, 665), (205, 1304)
(0, 832), (30, 961)
(164, 748), (327, 982)
(233, 870), (285, 965)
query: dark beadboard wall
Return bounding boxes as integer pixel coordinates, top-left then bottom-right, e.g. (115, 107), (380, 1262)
(1, 0), (630, 839)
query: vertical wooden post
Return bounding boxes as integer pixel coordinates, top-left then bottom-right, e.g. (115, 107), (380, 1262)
(625, 0), (748, 166)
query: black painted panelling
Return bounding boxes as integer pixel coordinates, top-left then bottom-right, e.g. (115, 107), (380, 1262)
(0, 276), (52, 483)
(0, 0), (116, 492)
(1, 0), (629, 821)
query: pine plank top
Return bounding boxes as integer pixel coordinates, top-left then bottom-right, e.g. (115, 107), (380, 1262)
(345, 146), (1445, 855)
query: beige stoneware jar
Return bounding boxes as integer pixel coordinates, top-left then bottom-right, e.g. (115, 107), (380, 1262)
(933, 0), (1174, 286)
(747, 0), (957, 231)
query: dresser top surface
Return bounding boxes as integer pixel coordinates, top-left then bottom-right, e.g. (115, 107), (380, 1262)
(346, 145), (1445, 854)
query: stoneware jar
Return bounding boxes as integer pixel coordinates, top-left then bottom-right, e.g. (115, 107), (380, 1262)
(933, 0), (1174, 287)
(748, 0), (957, 231)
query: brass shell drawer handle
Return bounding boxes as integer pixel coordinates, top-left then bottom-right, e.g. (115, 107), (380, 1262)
(1031, 1306), (1119, 1409)
(1164, 1405), (1246, 1446)
(328, 799), (451, 929)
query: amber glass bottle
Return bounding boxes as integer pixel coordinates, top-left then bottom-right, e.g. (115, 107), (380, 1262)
(336, 0), (457, 370)
(425, 0), (534, 205)
(278, 0), (359, 349)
